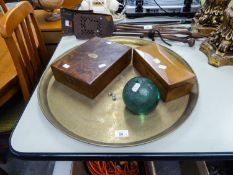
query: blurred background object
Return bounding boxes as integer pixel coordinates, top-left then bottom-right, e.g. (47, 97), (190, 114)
(32, 0), (64, 21)
(62, 0), (82, 9)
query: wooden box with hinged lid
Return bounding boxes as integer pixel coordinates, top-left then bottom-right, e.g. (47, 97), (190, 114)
(51, 37), (131, 98)
(133, 43), (196, 102)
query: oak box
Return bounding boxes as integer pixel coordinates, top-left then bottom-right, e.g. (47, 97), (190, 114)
(51, 37), (131, 98)
(133, 43), (196, 102)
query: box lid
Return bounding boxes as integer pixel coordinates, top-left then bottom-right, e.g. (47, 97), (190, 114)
(135, 43), (195, 89)
(51, 37), (131, 85)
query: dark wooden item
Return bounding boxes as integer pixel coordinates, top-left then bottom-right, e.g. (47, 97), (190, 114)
(51, 37), (131, 98)
(61, 9), (114, 38)
(192, 0), (230, 35)
(61, 8), (75, 35)
(200, 7), (233, 67)
(71, 161), (89, 175)
(133, 43), (196, 102)
(73, 13), (114, 39)
(115, 23), (207, 47)
(60, 9), (204, 46)
(61, 8), (93, 36)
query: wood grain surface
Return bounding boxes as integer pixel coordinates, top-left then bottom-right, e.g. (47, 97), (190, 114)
(0, 36), (19, 107)
(62, 0), (82, 9)
(0, 1), (19, 107)
(51, 37), (131, 98)
(34, 10), (61, 32)
(133, 43), (196, 102)
(0, 1), (48, 102)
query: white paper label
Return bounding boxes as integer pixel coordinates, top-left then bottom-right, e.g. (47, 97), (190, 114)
(62, 64), (70, 69)
(115, 130), (128, 138)
(132, 83), (141, 92)
(144, 25), (153, 30)
(158, 64), (167, 70)
(153, 58), (160, 64)
(98, 64), (106, 68)
(65, 20), (70, 27)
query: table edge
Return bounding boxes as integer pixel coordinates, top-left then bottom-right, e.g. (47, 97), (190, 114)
(9, 142), (233, 160)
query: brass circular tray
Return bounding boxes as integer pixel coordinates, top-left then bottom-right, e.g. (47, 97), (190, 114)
(38, 37), (198, 147)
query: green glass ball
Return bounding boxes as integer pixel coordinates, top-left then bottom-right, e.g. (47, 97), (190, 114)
(122, 76), (160, 115)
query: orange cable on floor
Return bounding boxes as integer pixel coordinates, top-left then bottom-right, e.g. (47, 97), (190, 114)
(86, 161), (139, 175)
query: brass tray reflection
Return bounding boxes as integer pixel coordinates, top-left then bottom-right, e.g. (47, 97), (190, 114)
(38, 37), (198, 147)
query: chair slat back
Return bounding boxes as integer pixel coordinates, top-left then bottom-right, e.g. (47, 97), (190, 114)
(0, 1), (48, 102)
(0, 0), (7, 13)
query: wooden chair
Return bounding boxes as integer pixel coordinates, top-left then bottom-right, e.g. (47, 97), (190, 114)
(0, 1), (48, 102)
(0, 0), (19, 108)
(0, 1), (48, 165)
(0, 1), (19, 169)
(0, 0), (7, 13)
(0, 38), (19, 107)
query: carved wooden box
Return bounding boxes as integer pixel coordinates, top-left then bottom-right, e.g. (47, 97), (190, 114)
(51, 37), (131, 98)
(133, 43), (196, 102)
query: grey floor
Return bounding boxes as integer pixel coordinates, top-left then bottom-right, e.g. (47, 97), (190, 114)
(0, 92), (55, 175)
(156, 161), (182, 175)
(0, 157), (55, 175)
(0, 159), (183, 175)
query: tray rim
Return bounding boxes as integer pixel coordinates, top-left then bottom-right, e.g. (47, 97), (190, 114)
(38, 37), (199, 147)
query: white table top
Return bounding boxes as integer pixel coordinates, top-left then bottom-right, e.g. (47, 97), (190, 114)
(10, 35), (233, 160)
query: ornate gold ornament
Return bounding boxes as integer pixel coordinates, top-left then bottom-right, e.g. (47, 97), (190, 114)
(192, 0), (230, 35)
(200, 7), (233, 67)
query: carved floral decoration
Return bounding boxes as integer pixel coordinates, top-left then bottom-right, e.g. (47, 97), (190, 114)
(192, 0), (230, 34)
(200, 7), (233, 67)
